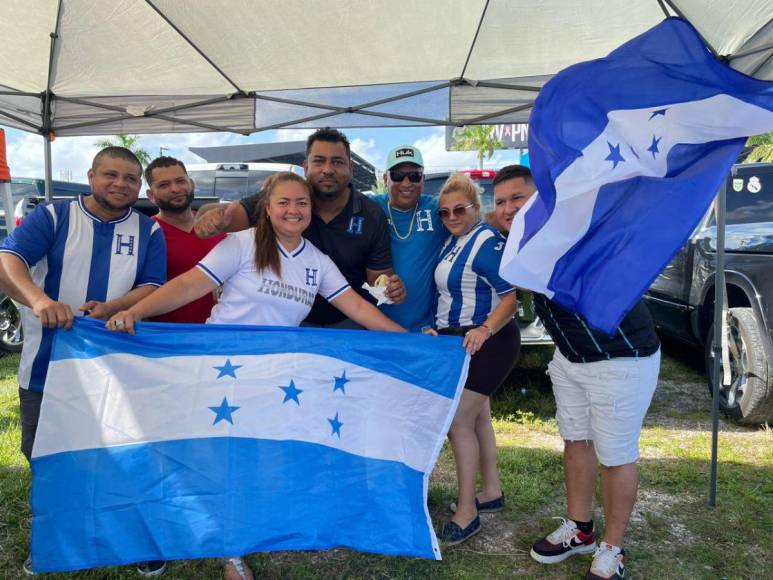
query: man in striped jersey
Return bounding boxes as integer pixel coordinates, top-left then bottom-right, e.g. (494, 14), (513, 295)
(493, 165), (660, 580)
(0, 147), (166, 576)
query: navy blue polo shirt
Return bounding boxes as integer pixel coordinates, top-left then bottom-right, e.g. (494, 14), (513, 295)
(241, 188), (392, 325)
(534, 294), (660, 362)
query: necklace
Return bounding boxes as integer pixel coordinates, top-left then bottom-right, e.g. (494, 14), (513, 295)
(386, 202), (418, 241)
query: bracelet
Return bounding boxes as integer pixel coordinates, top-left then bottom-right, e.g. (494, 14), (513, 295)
(480, 323), (494, 337)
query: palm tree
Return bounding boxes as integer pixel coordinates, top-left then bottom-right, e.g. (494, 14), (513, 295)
(93, 134), (151, 166)
(742, 131), (773, 163)
(450, 125), (503, 169)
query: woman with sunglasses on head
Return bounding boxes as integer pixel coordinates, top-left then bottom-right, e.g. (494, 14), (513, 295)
(431, 173), (520, 546)
(106, 172), (405, 580)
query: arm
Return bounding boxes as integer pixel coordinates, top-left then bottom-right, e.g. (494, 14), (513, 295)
(330, 288), (406, 332)
(194, 201), (250, 238)
(0, 253), (74, 328)
(106, 268), (218, 334)
(80, 285), (157, 320)
(463, 291), (518, 355)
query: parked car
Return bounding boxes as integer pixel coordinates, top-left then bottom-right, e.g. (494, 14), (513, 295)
(423, 169), (554, 379)
(186, 162), (304, 200)
(645, 162), (773, 425)
(1, 178), (92, 242)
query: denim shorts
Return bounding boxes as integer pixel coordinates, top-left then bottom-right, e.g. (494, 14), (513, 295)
(548, 348), (660, 467)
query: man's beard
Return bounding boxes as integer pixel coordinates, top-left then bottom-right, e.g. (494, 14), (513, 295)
(312, 183), (345, 200)
(92, 192), (134, 213)
(155, 191), (194, 212)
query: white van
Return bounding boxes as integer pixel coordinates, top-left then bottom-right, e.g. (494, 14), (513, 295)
(187, 162), (304, 201)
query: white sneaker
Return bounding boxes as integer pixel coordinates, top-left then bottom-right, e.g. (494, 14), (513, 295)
(22, 555), (36, 576)
(224, 557), (254, 580)
(587, 541), (626, 579)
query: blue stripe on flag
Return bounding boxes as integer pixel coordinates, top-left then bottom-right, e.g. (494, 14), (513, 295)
(31, 437), (436, 572)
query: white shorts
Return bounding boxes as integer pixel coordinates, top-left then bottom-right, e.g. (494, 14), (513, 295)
(549, 348), (660, 467)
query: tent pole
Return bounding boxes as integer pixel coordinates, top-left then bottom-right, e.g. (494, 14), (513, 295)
(708, 167), (730, 508)
(43, 136), (53, 201)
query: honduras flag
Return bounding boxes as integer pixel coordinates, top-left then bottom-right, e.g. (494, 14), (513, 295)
(499, 17), (773, 334)
(30, 319), (468, 573)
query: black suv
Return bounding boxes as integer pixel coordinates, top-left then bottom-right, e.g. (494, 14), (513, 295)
(645, 163), (773, 424)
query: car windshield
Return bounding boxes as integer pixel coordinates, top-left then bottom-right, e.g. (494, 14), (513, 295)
(423, 175), (496, 213)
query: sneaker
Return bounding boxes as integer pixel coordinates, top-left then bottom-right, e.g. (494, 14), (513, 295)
(439, 515), (481, 546)
(223, 557), (254, 580)
(450, 494), (505, 514)
(530, 517), (597, 564)
(586, 542), (626, 579)
(136, 560), (167, 577)
(22, 555), (36, 576)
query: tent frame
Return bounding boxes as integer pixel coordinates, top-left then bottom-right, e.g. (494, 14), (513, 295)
(2, 0), (768, 508)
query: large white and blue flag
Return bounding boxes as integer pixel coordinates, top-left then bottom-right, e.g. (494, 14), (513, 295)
(499, 17), (773, 334)
(30, 319), (468, 573)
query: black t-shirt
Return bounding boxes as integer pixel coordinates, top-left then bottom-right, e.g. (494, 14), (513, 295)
(241, 188), (392, 325)
(534, 294), (660, 363)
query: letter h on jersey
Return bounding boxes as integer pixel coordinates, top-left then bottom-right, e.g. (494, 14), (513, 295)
(114, 234), (136, 256)
(347, 217), (364, 235)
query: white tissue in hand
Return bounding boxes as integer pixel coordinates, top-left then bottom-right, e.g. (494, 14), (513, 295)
(362, 282), (393, 306)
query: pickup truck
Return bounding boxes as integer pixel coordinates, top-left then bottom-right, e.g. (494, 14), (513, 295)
(645, 162), (773, 425)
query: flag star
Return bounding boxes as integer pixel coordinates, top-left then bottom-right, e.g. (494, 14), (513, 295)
(328, 412), (343, 438)
(333, 371), (349, 394)
(605, 142), (625, 169)
(649, 108), (668, 120)
(213, 358), (242, 379)
(279, 379), (304, 405)
(208, 397), (240, 425)
(647, 135), (662, 159)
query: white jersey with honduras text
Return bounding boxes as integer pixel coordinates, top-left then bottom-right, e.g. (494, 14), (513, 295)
(0, 197), (167, 391)
(197, 229), (350, 326)
(434, 222), (514, 328)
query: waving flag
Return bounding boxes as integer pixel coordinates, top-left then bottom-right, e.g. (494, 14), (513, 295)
(499, 17), (773, 334)
(30, 319), (468, 573)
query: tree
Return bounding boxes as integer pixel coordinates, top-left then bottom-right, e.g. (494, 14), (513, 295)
(450, 125), (503, 169)
(742, 131), (773, 163)
(370, 172), (387, 196)
(93, 134), (151, 167)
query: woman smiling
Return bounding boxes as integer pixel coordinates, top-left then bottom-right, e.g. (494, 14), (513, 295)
(432, 173), (520, 546)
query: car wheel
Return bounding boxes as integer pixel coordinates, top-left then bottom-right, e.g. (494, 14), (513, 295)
(705, 307), (772, 425)
(0, 295), (23, 354)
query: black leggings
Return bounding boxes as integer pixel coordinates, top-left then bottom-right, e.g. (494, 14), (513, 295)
(438, 320), (520, 396)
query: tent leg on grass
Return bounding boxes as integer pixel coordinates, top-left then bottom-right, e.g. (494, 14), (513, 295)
(708, 169), (731, 508)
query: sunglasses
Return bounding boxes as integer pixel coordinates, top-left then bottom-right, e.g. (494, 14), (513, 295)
(437, 203), (474, 219)
(389, 170), (423, 183)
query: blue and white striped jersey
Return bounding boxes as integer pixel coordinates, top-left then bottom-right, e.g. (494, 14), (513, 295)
(0, 197), (167, 391)
(434, 222), (514, 328)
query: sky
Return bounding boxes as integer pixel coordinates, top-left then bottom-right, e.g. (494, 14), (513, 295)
(1, 124), (523, 186)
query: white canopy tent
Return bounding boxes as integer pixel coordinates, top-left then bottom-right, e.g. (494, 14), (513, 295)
(0, 0), (771, 139)
(1, 0), (771, 507)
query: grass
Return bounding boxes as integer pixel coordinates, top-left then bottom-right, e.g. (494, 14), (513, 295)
(0, 345), (770, 579)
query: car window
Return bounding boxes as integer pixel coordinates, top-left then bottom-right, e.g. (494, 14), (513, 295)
(189, 169), (278, 201)
(726, 170), (773, 225)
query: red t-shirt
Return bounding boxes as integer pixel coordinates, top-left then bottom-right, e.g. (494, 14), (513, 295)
(150, 217), (227, 323)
